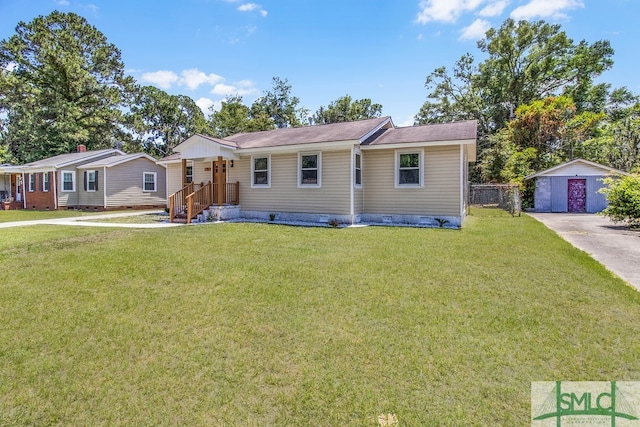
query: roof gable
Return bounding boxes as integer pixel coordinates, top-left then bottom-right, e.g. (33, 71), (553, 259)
(525, 158), (630, 179)
(173, 134), (239, 159)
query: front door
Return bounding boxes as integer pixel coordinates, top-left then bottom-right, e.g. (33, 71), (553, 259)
(212, 156), (227, 205)
(567, 178), (586, 213)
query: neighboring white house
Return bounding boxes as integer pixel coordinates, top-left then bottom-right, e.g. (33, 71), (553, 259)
(525, 158), (629, 213)
(159, 117), (478, 227)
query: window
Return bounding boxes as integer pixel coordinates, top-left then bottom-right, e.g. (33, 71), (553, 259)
(299, 152), (321, 187)
(29, 173), (36, 192)
(143, 172), (157, 192)
(43, 172), (50, 192)
(252, 156), (270, 188)
(185, 166), (193, 184)
(354, 152), (362, 187)
(85, 171), (97, 191)
(396, 150), (423, 187)
(62, 171), (75, 192)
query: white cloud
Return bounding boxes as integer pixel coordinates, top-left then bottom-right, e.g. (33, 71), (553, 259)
(510, 0), (584, 20)
(211, 81), (259, 97)
(56, 0), (70, 5)
(238, 3), (268, 17)
(416, 0), (484, 24)
(459, 18), (491, 40)
(399, 115), (416, 127)
(195, 97), (215, 115)
(180, 69), (224, 90)
(141, 70), (179, 89)
(211, 84), (240, 96)
(479, 0), (509, 17)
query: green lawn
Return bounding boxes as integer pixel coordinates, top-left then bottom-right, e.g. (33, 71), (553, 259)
(1, 208), (639, 426)
(0, 209), (105, 223)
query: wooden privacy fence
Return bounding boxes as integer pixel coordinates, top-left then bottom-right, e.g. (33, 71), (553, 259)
(470, 184), (521, 216)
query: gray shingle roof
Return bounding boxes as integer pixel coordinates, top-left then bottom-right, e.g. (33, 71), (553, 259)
(24, 149), (119, 168)
(225, 116), (391, 148)
(79, 153), (155, 168)
(363, 120), (478, 146)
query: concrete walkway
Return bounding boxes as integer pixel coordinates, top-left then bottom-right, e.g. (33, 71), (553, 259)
(0, 210), (183, 229)
(527, 212), (640, 291)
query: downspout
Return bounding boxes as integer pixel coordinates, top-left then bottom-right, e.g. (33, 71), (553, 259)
(53, 169), (58, 210)
(103, 166), (107, 209)
(460, 144), (464, 218)
(350, 146), (355, 225)
(21, 170), (26, 209)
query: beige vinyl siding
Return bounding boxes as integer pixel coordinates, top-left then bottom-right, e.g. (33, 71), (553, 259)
(105, 158), (166, 207)
(363, 145), (461, 216)
(166, 163), (183, 201)
(234, 150), (352, 215)
(193, 160), (212, 185)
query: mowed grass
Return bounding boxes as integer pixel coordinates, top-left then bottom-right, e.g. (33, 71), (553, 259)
(0, 209), (108, 223)
(1, 209), (639, 426)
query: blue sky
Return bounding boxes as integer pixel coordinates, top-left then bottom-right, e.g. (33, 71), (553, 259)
(1, 0), (638, 127)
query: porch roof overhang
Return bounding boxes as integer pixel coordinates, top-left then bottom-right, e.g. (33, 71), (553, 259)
(173, 134), (239, 161)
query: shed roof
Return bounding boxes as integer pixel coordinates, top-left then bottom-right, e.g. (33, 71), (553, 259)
(525, 158), (630, 180)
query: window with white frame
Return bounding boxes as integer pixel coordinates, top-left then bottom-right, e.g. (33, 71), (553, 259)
(43, 172), (50, 192)
(29, 173), (36, 192)
(252, 155), (270, 187)
(354, 151), (362, 187)
(185, 166), (193, 184)
(62, 171), (75, 192)
(396, 150), (423, 187)
(86, 171), (97, 191)
(299, 152), (321, 187)
(143, 172), (157, 192)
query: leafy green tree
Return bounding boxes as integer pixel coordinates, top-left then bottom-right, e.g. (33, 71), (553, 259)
(127, 86), (208, 157)
(313, 95), (383, 124)
(582, 104), (640, 172)
(599, 174), (640, 228)
(0, 11), (135, 163)
(253, 77), (307, 128)
(416, 19), (614, 138)
(208, 95), (252, 138)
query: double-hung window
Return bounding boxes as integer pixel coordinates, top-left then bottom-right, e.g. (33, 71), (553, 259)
(143, 172), (157, 192)
(43, 172), (50, 192)
(62, 171), (75, 192)
(396, 150), (423, 187)
(29, 173), (36, 192)
(299, 152), (321, 187)
(86, 171), (97, 191)
(252, 156), (270, 188)
(354, 152), (362, 187)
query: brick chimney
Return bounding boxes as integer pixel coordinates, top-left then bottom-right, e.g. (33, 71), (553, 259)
(77, 144), (87, 153)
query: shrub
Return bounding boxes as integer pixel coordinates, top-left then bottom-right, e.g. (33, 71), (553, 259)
(599, 174), (640, 228)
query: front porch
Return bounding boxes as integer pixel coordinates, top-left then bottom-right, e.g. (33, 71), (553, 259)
(168, 181), (239, 224)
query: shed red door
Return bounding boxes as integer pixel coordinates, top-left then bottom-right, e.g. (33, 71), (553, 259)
(568, 179), (586, 212)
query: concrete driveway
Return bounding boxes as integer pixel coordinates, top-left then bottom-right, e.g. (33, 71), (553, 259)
(527, 212), (640, 291)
